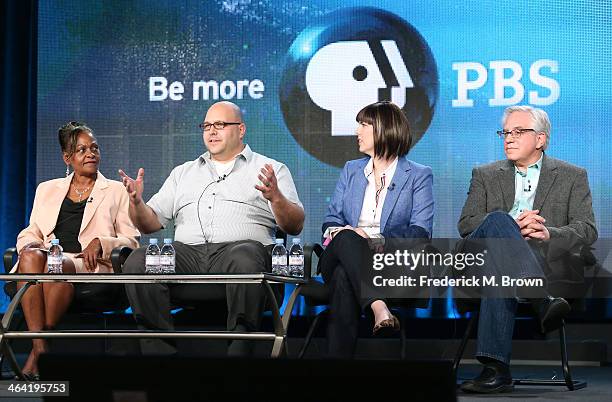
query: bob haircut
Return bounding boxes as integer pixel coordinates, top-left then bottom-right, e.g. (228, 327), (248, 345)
(356, 101), (412, 159)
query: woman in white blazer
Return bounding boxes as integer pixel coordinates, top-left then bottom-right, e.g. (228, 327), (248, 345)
(14, 122), (139, 379)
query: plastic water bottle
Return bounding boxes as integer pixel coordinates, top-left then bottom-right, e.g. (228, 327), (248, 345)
(289, 238), (304, 277)
(47, 239), (63, 274)
(271, 238), (288, 276)
(145, 238), (161, 274)
(160, 238), (176, 274)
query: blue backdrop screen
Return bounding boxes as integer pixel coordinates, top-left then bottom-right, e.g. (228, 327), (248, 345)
(36, 1), (612, 243)
(31, 0), (612, 320)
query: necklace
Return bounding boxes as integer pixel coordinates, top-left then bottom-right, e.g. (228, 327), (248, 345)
(73, 185), (91, 202)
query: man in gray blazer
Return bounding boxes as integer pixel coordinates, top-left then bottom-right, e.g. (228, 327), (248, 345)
(457, 105), (597, 393)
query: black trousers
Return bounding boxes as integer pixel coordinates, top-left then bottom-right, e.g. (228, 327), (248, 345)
(123, 240), (270, 355)
(320, 230), (378, 358)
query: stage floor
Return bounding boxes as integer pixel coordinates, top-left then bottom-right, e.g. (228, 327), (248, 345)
(1, 355), (611, 402)
(457, 364), (612, 402)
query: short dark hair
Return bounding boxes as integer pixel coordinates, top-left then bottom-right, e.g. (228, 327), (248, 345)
(356, 101), (412, 159)
(58, 121), (93, 156)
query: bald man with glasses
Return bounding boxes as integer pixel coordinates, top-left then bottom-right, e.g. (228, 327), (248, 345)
(119, 101), (304, 357)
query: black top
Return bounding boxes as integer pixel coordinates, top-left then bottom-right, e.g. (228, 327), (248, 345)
(54, 197), (87, 253)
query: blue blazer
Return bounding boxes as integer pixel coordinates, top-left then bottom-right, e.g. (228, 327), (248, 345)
(322, 157), (434, 239)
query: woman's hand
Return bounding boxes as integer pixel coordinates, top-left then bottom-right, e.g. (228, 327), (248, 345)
(330, 226), (370, 239)
(328, 225), (353, 240)
(76, 238), (102, 272)
(352, 227), (370, 238)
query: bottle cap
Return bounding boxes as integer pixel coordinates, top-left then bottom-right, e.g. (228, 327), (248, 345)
(275, 238), (284, 244)
(51, 239), (60, 245)
(149, 238), (158, 244)
(292, 238), (300, 244)
(163, 238), (173, 244)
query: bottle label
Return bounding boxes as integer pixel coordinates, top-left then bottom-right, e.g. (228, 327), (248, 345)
(47, 256), (62, 266)
(272, 256), (287, 266)
(289, 255), (304, 266)
(160, 255), (175, 265)
(145, 255), (160, 265)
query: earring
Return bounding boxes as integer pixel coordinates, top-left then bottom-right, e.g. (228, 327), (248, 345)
(65, 165), (70, 177)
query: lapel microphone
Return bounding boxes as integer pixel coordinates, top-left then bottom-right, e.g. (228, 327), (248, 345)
(87, 197), (94, 203)
(523, 180), (532, 192)
(216, 174), (228, 183)
(388, 183), (396, 191)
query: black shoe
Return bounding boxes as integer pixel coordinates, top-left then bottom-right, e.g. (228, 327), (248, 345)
(14, 372), (40, 381)
(532, 296), (571, 333)
(460, 363), (513, 394)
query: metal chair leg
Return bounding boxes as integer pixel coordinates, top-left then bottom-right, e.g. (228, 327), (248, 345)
(559, 320), (587, 391)
(453, 312), (478, 374)
(297, 310), (327, 359)
(399, 323), (407, 360)
(0, 313), (24, 379)
(559, 320), (574, 390)
(513, 320), (587, 390)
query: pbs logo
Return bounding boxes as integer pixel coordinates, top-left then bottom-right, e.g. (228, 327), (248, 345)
(280, 7), (438, 167)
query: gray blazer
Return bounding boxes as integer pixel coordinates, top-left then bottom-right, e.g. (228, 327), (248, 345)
(458, 154), (598, 282)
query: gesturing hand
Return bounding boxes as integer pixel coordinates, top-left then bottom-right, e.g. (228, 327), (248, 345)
(255, 164), (281, 203)
(118, 168), (145, 205)
(76, 238), (102, 272)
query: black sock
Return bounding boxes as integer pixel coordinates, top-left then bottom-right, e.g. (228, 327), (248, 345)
(478, 356), (509, 370)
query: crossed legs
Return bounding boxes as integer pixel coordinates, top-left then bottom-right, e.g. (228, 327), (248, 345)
(321, 230), (397, 358)
(16, 249), (75, 375)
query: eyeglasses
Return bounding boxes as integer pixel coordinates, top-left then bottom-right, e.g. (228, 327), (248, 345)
(496, 128), (538, 140)
(199, 121), (241, 132)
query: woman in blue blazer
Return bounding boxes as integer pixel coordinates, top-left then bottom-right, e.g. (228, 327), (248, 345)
(320, 101), (434, 358)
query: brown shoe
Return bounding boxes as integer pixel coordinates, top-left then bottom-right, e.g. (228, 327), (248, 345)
(372, 314), (400, 336)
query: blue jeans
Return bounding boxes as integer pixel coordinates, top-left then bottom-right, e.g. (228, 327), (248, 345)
(466, 211), (547, 364)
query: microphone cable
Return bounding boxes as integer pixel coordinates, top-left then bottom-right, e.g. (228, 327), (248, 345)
(196, 174), (228, 242)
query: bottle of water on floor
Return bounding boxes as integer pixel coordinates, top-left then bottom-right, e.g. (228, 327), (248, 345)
(271, 238), (288, 276)
(160, 238), (176, 274)
(289, 238), (304, 277)
(47, 239), (63, 274)
(145, 238), (161, 274)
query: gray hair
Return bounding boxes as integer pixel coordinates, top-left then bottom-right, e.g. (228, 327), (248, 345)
(502, 105), (551, 150)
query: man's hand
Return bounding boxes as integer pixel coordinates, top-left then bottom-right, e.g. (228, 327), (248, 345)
(516, 209), (550, 241)
(525, 223), (550, 241)
(76, 238), (102, 272)
(255, 164), (281, 203)
(118, 168), (145, 205)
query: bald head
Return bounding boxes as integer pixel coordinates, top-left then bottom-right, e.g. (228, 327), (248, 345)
(203, 101), (247, 162)
(207, 101), (243, 123)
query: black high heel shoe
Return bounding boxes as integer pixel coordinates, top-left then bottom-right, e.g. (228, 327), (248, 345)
(372, 314), (400, 336)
